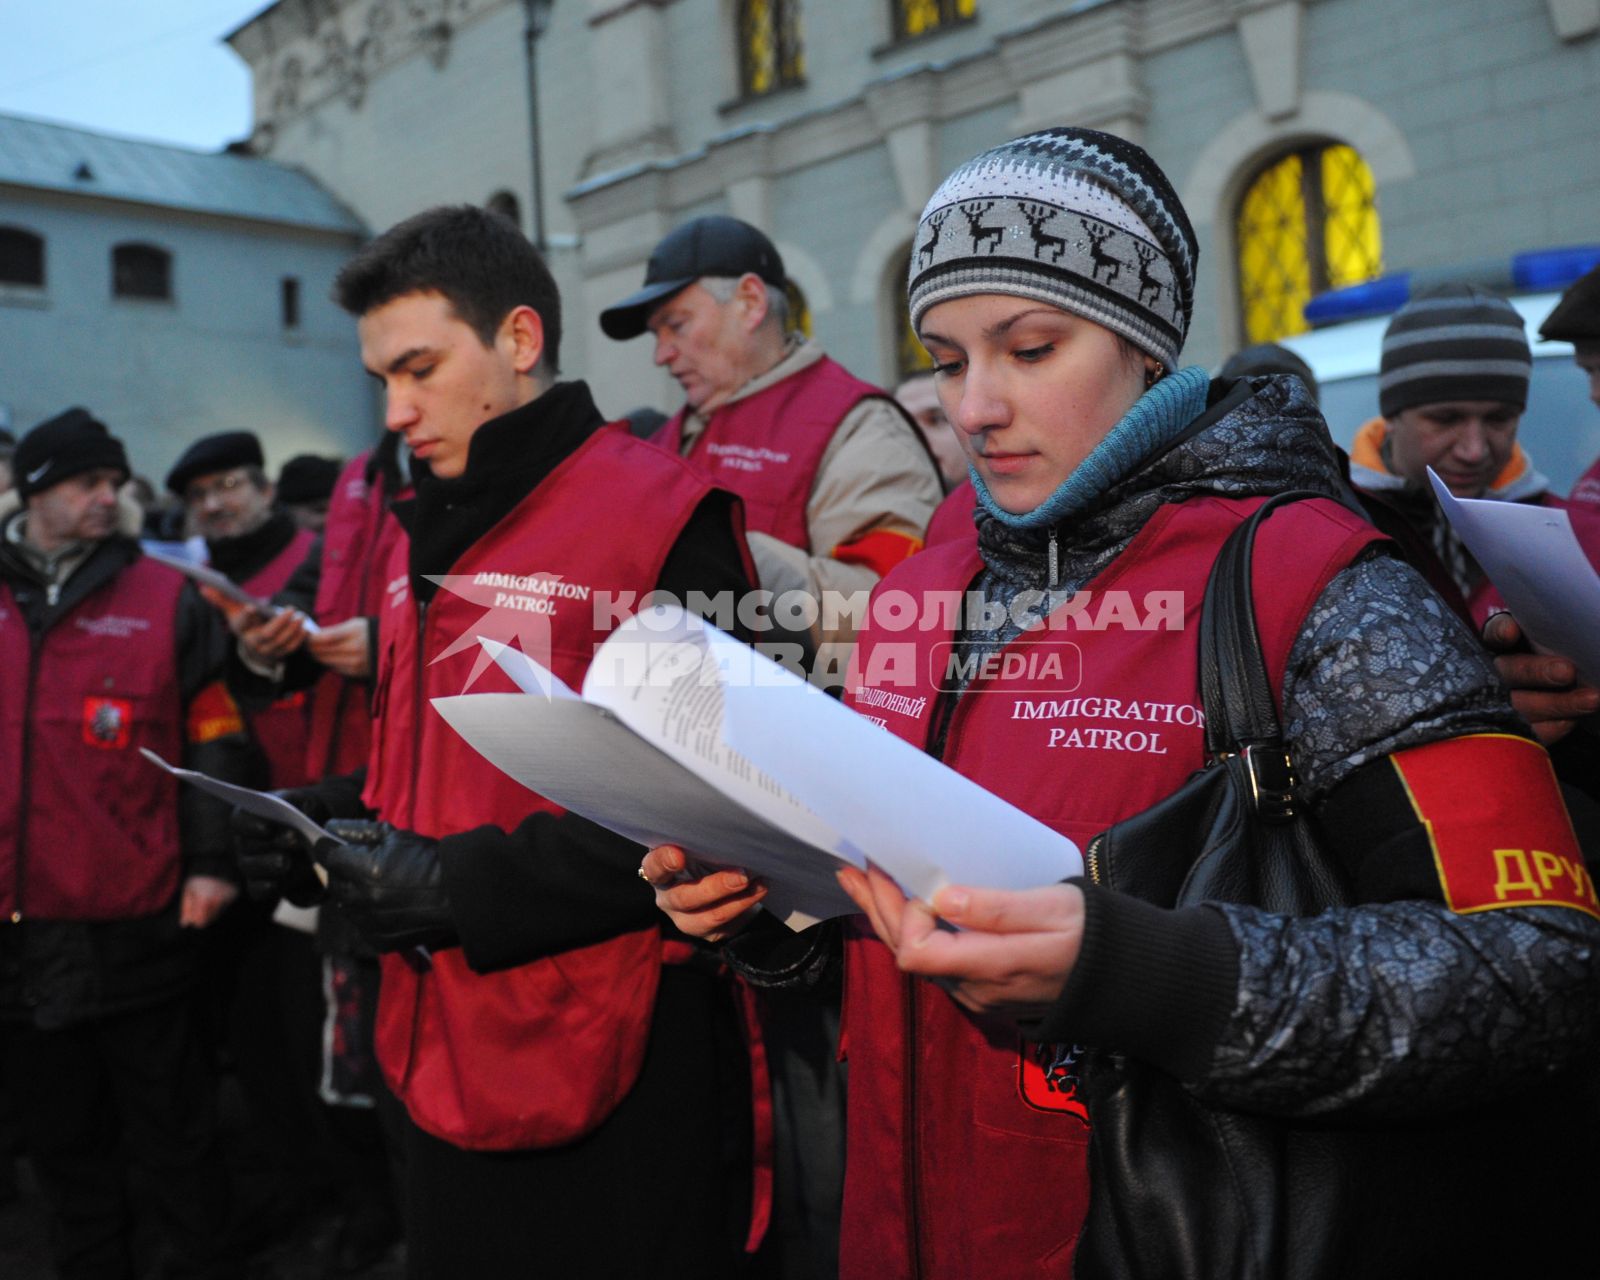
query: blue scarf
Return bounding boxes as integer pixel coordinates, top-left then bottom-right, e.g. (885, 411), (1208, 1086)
(971, 365), (1211, 529)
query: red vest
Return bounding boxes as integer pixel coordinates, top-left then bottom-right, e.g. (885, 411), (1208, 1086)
(923, 478), (977, 548)
(0, 555), (186, 920)
(838, 495), (1382, 1279)
(1571, 455), (1600, 512)
(234, 526), (317, 789)
(656, 355), (883, 550)
(306, 453), (407, 778)
(363, 427), (714, 1150)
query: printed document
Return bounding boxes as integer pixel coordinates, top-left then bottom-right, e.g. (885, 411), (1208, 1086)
(431, 605), (1081, 927)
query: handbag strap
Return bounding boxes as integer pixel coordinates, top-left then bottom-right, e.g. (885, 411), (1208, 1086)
(1198, 490), (1331, 818)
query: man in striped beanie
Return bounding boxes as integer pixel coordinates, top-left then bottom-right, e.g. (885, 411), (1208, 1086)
(1347, 284), (1552, 603)
(1361, 284), (1538, 501)
(1347, 284), (1600, 747)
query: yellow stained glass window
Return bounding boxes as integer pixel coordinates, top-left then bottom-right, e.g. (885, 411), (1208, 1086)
(1236, 143), (1382, 343)
(739, 0), (804, 98)
(894, 0), (977, 41)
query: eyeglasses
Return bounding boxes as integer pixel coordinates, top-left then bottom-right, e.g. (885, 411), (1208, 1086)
(184, 471), (252, 506)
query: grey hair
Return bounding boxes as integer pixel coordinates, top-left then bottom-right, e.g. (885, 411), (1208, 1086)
(699, 275), (789, 332)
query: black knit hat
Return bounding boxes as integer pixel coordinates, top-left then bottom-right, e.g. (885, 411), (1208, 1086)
(908, 127), (1199, 369)
(14, 407), (129, 499)
(166, 431), (265, 495)
(276, 454), (342, 505)
(599, 216), (787, 340)
(1379, 286), (1531, 418)
(1540, 264), (1600, 344)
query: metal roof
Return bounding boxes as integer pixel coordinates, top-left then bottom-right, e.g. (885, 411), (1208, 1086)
(0, 111), (364, 236)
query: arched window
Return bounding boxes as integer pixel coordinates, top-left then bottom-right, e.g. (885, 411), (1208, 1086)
(486, 190), (521, 228)
(112, 243), (172, 301)
(738, 0), (804, 98)
(892, 0), (977, 41)
(783, 279), (812, 340)
(0, 227), (45, 288)
(891, 245), (932, 380)
(1236, 142), (1381, 343)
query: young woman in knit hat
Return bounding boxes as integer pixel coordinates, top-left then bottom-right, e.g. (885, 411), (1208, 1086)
(641, 129), (1599, 1278)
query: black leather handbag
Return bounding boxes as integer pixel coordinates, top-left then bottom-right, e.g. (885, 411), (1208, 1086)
(1072, 492), (1354, 1280)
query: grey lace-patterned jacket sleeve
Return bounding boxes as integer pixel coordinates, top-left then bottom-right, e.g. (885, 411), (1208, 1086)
(1186, 551), (1600, 1116)
(1280, 549), (1517, 802)
(1192, 900), (1600, 1116)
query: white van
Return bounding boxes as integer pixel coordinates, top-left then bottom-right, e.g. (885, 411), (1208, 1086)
(1277, 258), (1600, 496)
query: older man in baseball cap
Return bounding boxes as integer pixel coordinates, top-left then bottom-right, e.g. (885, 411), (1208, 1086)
(602, 215), (940, 670)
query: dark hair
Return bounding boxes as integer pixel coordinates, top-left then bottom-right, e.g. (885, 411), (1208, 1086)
(333, 204), (562, 374)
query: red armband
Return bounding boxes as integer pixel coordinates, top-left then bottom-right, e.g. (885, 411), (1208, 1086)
(1391, 733), (1598, 919)
(831, 528), (923, 578)
(186, 680), (246, 744)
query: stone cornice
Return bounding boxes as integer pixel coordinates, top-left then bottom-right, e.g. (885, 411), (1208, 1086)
(228, 0), (514, 148)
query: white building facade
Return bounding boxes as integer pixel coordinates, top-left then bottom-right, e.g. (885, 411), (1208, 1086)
(227, 0), (1600, 418)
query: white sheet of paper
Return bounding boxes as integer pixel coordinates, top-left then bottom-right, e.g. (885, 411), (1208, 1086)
(577, 612), (846, 858)
(443, 610), (1080, 921)
(431, 687), (858, 927)
(139, 748), (342, 851)
(1428, 469), (1600, 686)
(706, 617), (1084, 903)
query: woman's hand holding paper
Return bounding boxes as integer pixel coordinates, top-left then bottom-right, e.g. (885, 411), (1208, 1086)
(837, 863), (1086, 1025)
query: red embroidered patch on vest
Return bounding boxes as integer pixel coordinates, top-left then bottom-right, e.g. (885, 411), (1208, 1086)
(186, 681), (246, 744)
(1018, 1040), (1089, 1121)
(82, 697), (132, 749)
(1391, 734), (1598, 919)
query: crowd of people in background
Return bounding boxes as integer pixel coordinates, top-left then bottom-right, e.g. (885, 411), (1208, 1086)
(3, 124), (1600, 1280)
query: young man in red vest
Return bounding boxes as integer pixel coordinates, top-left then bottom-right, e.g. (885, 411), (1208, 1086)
(0, 408), (248, 1278)
(233, 205), (758, 1277)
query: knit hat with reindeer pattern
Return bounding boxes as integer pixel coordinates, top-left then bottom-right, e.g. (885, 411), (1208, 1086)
(907, 127), (1198, 370)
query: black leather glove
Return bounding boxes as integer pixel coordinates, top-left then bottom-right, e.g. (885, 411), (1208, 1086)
(321, 820), (457, 953)
(230, 789), (331, 907)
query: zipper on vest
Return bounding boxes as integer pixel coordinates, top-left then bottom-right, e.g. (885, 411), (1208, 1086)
(1047, 527), (1060, 592)
(409, 600), (428, 795)
(1084, 832), (1105, 887)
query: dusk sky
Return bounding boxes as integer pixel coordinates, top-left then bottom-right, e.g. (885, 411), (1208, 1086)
(1, 0), (266, 151)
